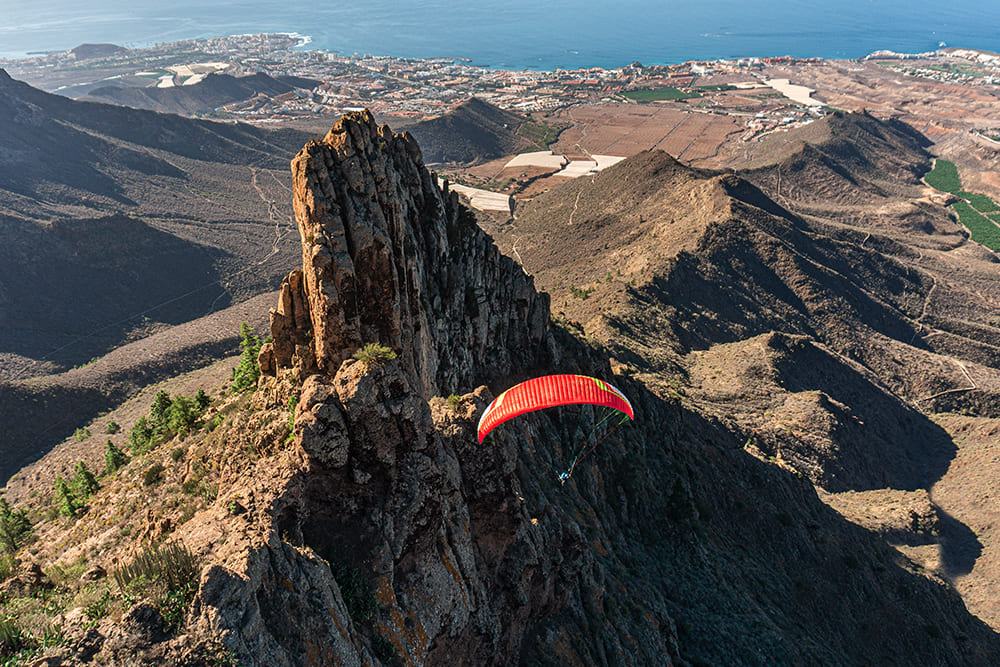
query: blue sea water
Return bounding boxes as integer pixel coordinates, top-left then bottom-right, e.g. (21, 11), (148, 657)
(1, 0), (998, 68)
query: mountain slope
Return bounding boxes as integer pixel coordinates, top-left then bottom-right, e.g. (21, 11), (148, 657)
(403, 97), (544, 164)
(5, 111), (1000, 666)
(82, 72), (319, 115)
(487, 110), (1000, 630)
(0, 68), (311, 372)
(0, 292), (274, 484)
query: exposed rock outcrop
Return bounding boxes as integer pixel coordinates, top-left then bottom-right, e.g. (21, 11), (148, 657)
(260, 110), (549, 395)
(186, 111), (1000, 666)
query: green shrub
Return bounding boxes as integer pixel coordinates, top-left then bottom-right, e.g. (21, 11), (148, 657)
(113, 542), (198, 593)
(352, 343), (397, 367)
(54, 477), (80, 518)
(0, 615), (24, 657)
(73, 427), (91, 442)
(71, 461), (99, 502)
(230, 322), (262, 393)
(372, 633), (400, 664)
(143, 463), (165, 487)
(112, 542), (200, 634)
(330, 563), (377, 623)
(105, 421), (121, 434)
(84, 588), (113, 622)
(0, 498), (31, 553)
(171, 447), (187, 462)
(0, 553), (15, 580)
(206, 414), (224, 432)
(159, 581), (199, 633)
(104, 439), (128, 475)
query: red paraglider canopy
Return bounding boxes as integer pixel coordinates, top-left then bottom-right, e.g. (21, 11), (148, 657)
(477, 374), (634, 443)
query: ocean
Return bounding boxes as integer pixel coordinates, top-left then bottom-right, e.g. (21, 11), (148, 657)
(1, 0), (998, 68)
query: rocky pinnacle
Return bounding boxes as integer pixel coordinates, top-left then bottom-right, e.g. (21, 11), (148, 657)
(260, 110), (549, 396)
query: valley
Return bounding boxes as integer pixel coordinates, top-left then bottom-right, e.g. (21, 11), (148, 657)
(3, 36), (1000, 666)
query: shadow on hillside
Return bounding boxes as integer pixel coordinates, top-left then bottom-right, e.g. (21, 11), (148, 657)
(0, 214), (230, 369)
(937, 508), (983, 579)
(773, 337), (956, 493)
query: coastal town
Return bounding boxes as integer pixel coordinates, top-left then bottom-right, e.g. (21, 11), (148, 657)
(4, 32), (1000, 186)
(5, 33), (998, 134)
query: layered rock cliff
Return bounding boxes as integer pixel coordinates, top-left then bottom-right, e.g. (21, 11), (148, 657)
(258, 110), (549, 395)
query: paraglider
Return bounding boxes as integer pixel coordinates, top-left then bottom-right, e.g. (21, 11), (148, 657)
(477, 374), (634, 483)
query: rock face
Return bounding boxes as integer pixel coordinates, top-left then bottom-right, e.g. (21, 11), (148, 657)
(260, 110), (549, 396)
(189, 112), (1000, 666)
(201, 112), (596, 664)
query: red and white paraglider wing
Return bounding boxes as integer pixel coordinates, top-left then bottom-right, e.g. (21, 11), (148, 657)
(477, 374), (634, 443)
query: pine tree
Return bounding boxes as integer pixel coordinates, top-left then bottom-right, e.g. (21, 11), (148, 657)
(71, 461), (99, 501)
(150, 390), (173, 432)
(194, 388), (210, 410)
(0, 497), (31, 553)
(104, 439), (127, 474)
(54, 477), (80, 518)
(166, 395), (198, 436)
(230, 322), (262, 393)
(129, 416), (154, 455)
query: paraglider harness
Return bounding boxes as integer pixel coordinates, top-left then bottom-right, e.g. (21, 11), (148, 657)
(557, 406), (631, 484)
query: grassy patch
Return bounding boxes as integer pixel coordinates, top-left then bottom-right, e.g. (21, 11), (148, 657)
(623, 87), (701, 102)
(924, 159), (961, 193)
(353, 343), (398, 368)
(518, 121), (562, 150)
(958, 190), (999, 213)
(953, 201), (1000, 251)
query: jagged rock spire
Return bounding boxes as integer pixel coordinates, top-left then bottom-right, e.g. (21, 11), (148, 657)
(260, 110), (549, 395)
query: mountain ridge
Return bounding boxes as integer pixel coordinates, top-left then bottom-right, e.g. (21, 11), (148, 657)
(0, 68), (310, 373)
(403, 97), (547, 165)
(82, 72), (320, 115)
(5, 110), (1000, 665)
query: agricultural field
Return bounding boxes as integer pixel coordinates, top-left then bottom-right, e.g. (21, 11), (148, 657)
(959, 191), (1000, 213)
(517, 121), (565, 152)
(924, 159), (962, 193)
(622, 87), (700, 102)
(922, 158), (1000, 251)
(543, 104), (741, 167)
(953, 201), (1000, 251)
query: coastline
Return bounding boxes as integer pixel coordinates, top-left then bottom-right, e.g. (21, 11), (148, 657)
(0, 30), (973, 72)
(1, 20), (995, 70)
